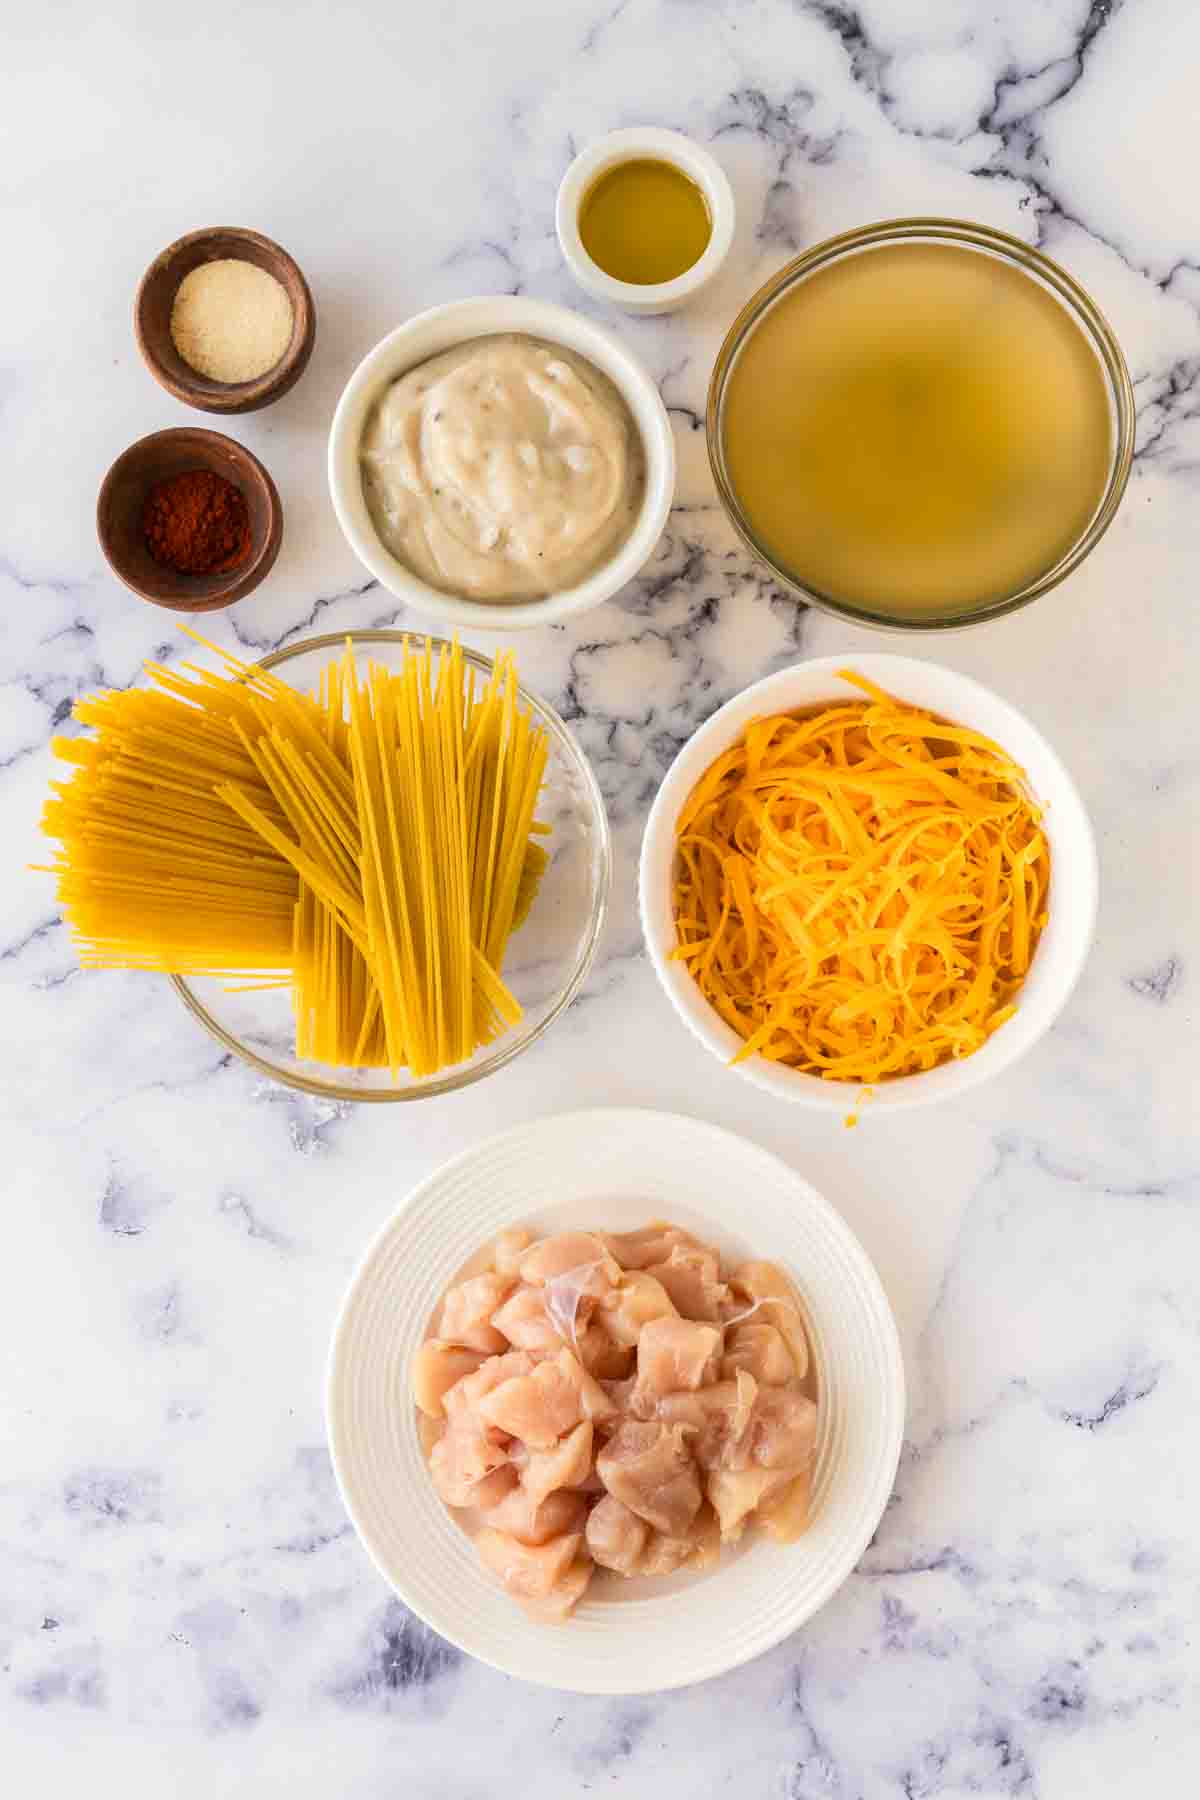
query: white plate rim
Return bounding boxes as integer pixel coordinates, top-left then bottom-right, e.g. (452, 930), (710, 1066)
(325, 1107), (906, 1694)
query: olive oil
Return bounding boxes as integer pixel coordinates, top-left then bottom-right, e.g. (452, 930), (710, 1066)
(719, 242), (1114, 620)
(579, 157), (711, 286)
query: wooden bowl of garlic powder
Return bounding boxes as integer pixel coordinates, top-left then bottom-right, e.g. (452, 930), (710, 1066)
(135, 225), (315, 414)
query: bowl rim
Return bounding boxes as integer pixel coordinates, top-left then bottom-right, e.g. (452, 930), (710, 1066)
(706, 216), (1136, 632)
(170, 628), (612, 1100)
(326, 295), (675, 630)
(325, 1106), (907, 1692)
(134, 224), (316, 415)
(555, 126), (736, 313)
(639, 653), (1100, 1112)
(96, 426), (283, 611)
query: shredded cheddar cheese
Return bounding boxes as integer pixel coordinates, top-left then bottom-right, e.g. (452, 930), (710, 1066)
(671, 672), (1050, 1083)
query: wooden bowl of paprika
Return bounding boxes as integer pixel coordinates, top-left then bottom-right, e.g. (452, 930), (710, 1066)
(97, 427), (282, 611)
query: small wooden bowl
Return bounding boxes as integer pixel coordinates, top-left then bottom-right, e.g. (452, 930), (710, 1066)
(134, 226), (315, 414)
(97, 428), (282, 611)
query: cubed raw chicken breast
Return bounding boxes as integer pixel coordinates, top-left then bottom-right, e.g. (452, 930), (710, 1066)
(470, 1464), (521, 1510)
(635, 1502), (722, 1576)
(438, 1271), (516, 1354)
(518, 1233), (621, 1297)
(706, 1467), (794, 1539)
(492, 1228), (534, 1278)
(596, 1420), (702, 1536)
(746, 1387), (818, 1470)
(597, 1271), (677, 1348)
(756, 1468), (811, 1542)
(721, 1321), (795, 1387)
(636, 1315), (723, 1396)
(585, 1494), (648, 1574)
(479, 1348), (614, 1448)
(599, 1224), (701, 1271)
(727, 1262), (809, 1379)
(430, 1424), (510, 1508)
(634, 1530), (695, 1576)
(645, 1245), (729, 1322)
(476, 1526), (583, 1601)
(490, 1284), (565, 1353)
(484, 1484), (588, 1545)
(443, 1350), (535, 1429)
(522, 1419), (594, 1507)
(655, 1372), (758, 1470)
(411, 1341), (488, 1417)
(576, 1320), (637, 1380)
(419, 1221), (820, 1625)
(521, 1555), (595, 1622)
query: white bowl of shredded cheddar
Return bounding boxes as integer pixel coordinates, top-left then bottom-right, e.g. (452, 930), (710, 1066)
(639, 656), (1098, 1112)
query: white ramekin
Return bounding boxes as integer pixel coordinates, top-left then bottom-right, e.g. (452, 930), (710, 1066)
(327, 296), (675, 631)
(556, 127), (735, 315)
(639, 656), (1099, 1113)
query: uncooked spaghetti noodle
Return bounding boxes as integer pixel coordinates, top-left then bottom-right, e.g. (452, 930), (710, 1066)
(38, 634), (550, 1078)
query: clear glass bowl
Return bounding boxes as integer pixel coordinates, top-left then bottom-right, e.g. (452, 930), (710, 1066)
(707, 217), (1136, 631)
(171, 630), (611, 1101)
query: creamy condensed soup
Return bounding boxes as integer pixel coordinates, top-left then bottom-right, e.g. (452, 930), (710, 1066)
(361, 334), (644, 602)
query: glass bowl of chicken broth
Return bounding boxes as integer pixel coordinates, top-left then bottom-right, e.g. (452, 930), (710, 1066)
(707, 218), (1134, 630)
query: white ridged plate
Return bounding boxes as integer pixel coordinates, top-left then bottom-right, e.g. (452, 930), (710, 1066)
(326, 1109), (905, 1693)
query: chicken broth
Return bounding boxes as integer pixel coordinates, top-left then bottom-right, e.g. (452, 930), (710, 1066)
(413, 1223), (817, 1620)
(718, 241), (1114, 620)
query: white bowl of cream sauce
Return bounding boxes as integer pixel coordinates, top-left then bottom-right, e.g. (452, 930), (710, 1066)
(329, 298), (675, 629)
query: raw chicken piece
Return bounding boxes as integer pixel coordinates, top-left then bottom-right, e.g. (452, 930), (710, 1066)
(484, 1484), (588, 1545)
(596, 1420), (702, 1536)
(645, 1245), (729, 1322)
(599, 1224), (701, 1271)
(727, 1263), (809, 1380)
(721, 1322), (795, 1387)
(518, 1233), (620, 1297)
(636, 1315), (723, 1396)
(756, 1468), (812, 1542)
(522, 1419), (594, 1507)
(634, 1502), (722, 1576)
(411, 1341), (488, 1417)
(430, 1424), (510, 1508)
(585, 1494), (648, 1575)
(443, 1350), (535, 1428)
(745, 1387), (818, 1471)
(686, 1501), (722, 1571)
(635, 1530), (695, 1576)
(706, 1467), (793, 1539)
(492, 1228), (534, 1278)
(576, 1320), (636, 1380)
(438, 1272), (516, 1354)
(479, 1348), (614, 1448)
(656, 1373), (758, 1470)
(521, 1555), (594, 1622)
(490, 1284), (564, 1353)
(598, 1271), (677, 1348)
(471, 1464), (520, 1509)
(599, 1374), (638, 1415)
(476, 1527), (583, 1601)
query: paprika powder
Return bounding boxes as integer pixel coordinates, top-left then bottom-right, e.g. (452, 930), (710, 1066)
(142, 468), (252, 576)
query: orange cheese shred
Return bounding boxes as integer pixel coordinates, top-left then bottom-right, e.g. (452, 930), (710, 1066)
(671, 672), (1051, 1083)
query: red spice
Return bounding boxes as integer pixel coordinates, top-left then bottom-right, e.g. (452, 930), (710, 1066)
(142, 468), (252, 576)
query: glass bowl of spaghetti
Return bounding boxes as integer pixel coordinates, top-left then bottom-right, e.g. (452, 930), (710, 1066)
(163, 631), (610, 1101)
(638, 655), (1097, 1112)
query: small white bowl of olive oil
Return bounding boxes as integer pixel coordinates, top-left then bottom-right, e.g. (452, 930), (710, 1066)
(557, 127), (735, 315)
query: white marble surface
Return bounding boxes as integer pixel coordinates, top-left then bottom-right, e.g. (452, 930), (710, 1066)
(3, 0), (1199, 1792)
